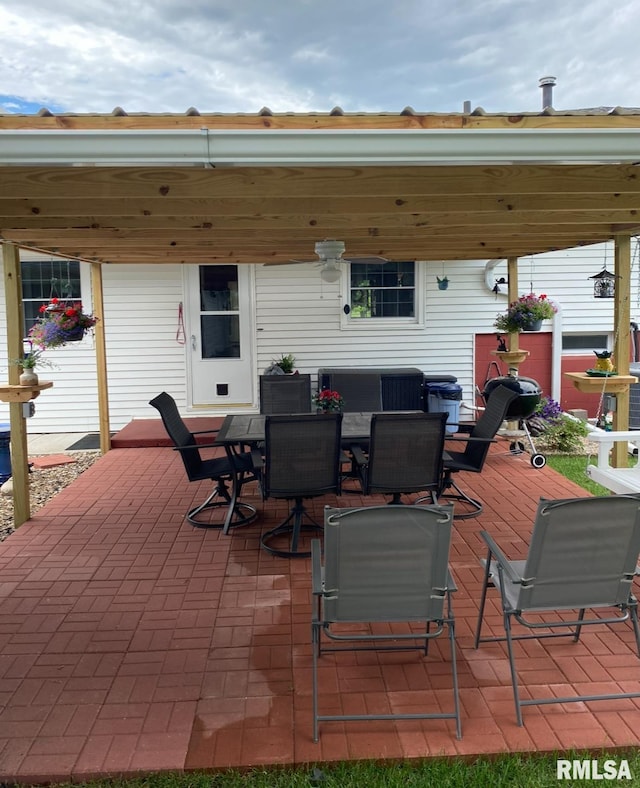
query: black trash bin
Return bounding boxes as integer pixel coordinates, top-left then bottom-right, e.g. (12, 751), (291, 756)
(425, 382), (463, 434)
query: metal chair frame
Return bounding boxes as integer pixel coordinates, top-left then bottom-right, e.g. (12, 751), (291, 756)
(351, 411), (447, 505)
(312, 504), (461, 741)
(438, 385), (519, 518)
(475, 494), (640, 725)
(256, 413), (342, 558)
(149, 392), (257, 532)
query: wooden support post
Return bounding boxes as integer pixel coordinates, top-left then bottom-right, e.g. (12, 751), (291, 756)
(2, 243), (30, 525)
(91, 263), (111, 453)
(612, 234), (632, 468)
(506, 257), (520, 353)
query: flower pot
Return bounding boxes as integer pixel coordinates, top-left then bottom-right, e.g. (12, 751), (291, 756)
(522, 318), (543, 332)
(19, 369), (38, 386)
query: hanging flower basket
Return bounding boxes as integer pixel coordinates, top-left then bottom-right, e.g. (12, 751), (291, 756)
(494, 293), (557, 334)
(28, 298), (98, 349)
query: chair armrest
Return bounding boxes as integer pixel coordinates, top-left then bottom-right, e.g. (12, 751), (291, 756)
(172, 441), (219, 451)
(250, 448), (264, 470)
(190, 428), (220, 436)
(349, 444), (368, 467)
(445, 435), (497, 444)
(480, 530), (522, 584)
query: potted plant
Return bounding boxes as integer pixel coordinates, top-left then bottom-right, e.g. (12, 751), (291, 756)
(28, 297), (97, 348)
(312, 389), (344, 413)
(494, 292), (557, 333)
(274, 353), (296, 374)
(11, 346), (53, 386)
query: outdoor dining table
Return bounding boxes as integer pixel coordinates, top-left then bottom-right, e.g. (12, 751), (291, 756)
(214, 412), (401, 532)
(215, 412), (379, 447)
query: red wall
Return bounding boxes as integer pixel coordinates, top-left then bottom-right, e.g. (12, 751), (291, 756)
(475, 333), (625, 418)
(475, 333), (552, 404)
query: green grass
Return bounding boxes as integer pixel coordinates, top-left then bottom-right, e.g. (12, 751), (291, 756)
(26, 751), (640, 788)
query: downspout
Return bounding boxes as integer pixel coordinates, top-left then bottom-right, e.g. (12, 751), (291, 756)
(484, 258), (562, 401)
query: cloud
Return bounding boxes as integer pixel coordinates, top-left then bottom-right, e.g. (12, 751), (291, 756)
(0, 0), (638, 114)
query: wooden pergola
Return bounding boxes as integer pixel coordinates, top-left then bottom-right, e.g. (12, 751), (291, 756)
(1, 108), (640, 523)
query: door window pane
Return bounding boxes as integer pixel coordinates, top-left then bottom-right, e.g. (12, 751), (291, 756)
(200, 265), (238, 311)
(201, 315), (240, 358)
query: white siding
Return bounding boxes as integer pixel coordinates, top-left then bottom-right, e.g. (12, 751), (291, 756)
(1, 242), (638, 433)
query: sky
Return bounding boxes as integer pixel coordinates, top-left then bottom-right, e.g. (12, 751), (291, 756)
(0, 0), (639, 116)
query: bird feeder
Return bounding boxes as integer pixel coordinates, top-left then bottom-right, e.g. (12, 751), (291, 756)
(589, 268), (617, 299)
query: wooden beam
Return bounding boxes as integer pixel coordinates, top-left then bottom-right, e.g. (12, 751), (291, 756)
(2, 243), (30, 526)
(2, 164), (640, 200)
(91, 263), (111, 454)
(0, 111), (639, 131)
(2, 192), (639, 218)
(612, 234), (633, 468)
(506, 257), (520, 354)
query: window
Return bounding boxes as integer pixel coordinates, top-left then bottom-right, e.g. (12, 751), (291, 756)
(562, 333), (610, 353)
(349, 261), (415, 319)
(21, 259), (81, 337)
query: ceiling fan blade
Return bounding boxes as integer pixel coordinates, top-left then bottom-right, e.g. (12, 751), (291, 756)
(262, 259), (315, 266)
(343, 255), (389, 263)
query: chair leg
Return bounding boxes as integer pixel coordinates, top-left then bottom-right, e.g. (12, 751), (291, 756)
(573, 608), (586, 642)
(448, 616), (462, 740)
(439, 474), (483, 519)
(474, 551), (493, 648)
(260, 497), (323, 558)
(503, 609), (524, 726)
(312, 620), (321, 743)
(187, 479), (256, 529)
(630, 600), (640, 658)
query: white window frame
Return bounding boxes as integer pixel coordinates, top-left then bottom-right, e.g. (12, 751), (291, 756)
(21, 256), (93, 343)
(561, 332), (612, 355)
(340, 261), (425, 330)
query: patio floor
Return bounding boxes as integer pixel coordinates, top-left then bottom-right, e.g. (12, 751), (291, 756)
(1, 438), (640, 783)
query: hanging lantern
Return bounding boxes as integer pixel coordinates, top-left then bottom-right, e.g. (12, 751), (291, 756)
(589, 268), (617, 299)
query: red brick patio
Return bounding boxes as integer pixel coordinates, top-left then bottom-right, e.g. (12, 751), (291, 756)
(1, 438), (639, 783)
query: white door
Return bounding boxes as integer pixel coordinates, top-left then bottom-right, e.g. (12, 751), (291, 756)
(187, 264), (255, 408)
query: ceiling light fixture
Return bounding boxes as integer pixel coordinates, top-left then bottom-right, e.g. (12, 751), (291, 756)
(320, 262), (341, 283)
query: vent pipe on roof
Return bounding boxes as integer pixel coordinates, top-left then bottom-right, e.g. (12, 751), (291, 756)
(539, 75), (557, 109)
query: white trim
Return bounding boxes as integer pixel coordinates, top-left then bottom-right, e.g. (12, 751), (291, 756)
(1, 128), (640, 166)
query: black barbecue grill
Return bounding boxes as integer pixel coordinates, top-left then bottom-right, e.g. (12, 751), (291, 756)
(482, 374), (546, 467)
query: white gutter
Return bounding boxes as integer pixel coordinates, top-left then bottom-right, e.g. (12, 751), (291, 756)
(2, 128), (640, 166)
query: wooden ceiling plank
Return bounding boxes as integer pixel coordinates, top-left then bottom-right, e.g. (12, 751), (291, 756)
(2, 165), (640, 200)
(1, 192), (639, 218)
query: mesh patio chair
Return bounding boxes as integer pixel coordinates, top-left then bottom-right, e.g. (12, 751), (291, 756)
(312, 504), (461, 741)
(474, 494), (640, 726)
(259, 373), (312, 414)
(149, 392), (258, 532)
(350, 412), (447, 504)
(255, 413), (342, 558)
(438, 384), (518, 518)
